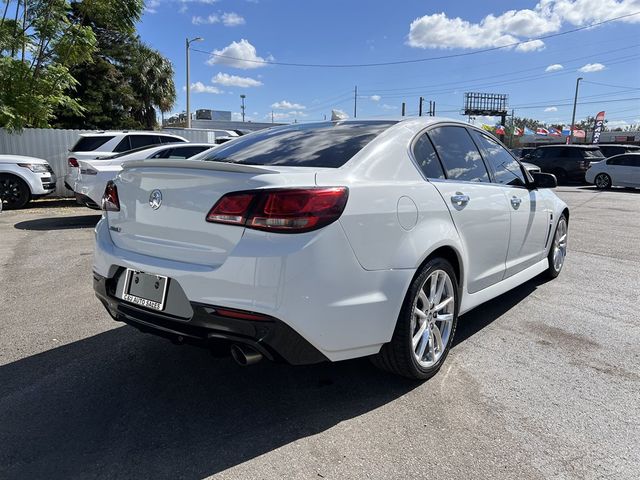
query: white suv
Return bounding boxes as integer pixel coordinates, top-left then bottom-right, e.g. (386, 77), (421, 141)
(64, 131), (187, 191)
(0, 155), (57, 209)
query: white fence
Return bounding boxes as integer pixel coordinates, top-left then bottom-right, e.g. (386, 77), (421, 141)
(0, 128), (213, 197)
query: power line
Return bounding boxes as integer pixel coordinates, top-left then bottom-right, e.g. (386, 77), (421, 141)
(582, 80), (640, 90)
(191, 11), (640, 69)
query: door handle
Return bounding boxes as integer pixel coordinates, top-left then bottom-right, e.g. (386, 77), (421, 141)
(451, 193), (470, 207)
(510, 196), (522, 209)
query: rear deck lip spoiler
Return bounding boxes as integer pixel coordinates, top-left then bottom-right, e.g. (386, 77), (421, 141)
(122, 159), (279, 175)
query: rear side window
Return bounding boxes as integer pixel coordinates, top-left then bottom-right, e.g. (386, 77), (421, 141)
(428, 126), (489, 182)
(151, 146), (210, 159)
(583, 149), (604, 159)
(158, 135), (186, 144)
(470, 131), (526, 186)
(412, 134), (445, 179)
(202, 121), (397, 168)
(129, 135), (161, 149)
(71, 136), (114, 152)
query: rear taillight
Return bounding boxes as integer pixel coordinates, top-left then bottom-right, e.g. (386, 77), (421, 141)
(206, 187), (348, 233)
(68, 157), (79, 167)
(102, 181), (120, 212)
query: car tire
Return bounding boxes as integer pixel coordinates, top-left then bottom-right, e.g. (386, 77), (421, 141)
(0, 174), (31, 209)
(372, 258), (459, 380)
(594, 173), (611, 190)
(546, 215), (568, 279)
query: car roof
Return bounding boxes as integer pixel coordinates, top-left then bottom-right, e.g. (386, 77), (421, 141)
(599, 143), (640, 148)
(79, 131), (185, 138)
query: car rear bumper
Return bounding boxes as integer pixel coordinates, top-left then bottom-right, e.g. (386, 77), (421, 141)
(75, 192), (101, 209)
(93, 271), (328, 365)
(93, 218), (413, 362)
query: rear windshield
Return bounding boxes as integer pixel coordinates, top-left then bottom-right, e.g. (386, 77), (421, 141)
(202, 121), (398, 168)
(100, 143), (182, 159)
(71, 136), (114, 152)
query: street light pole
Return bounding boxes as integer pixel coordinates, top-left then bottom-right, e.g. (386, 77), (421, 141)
(185, 36), (203, 129)
(240, 94), (246, 122)
(569, 77), (583, 145)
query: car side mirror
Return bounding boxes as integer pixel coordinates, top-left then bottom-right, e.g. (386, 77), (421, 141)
(531, 172), (557, 189)
(524, 153), (532, 159)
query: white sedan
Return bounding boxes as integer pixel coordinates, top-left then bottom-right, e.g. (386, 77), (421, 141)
(0, 155), (57, 209)
(93, 118), (569, 380)
(74, 143), (216, 209)
(585, 153), (640, 189)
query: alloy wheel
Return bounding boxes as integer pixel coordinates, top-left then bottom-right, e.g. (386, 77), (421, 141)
(595, 173), (610, 189)
(552, 218), (568, 272)
(411, 269), (455, 368)
(0, 176), (26, 207)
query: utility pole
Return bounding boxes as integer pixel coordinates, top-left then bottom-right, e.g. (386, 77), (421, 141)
(569, 77), (583, 145)
(419, 97), (424, 116)
(432, 101), (436, 116)
(354, 85), (358, 118)
(185, 36), (203, 129)
(240, 94), (246, 122)
(271, 111), (274, 123)
(401, 102), (406, 117)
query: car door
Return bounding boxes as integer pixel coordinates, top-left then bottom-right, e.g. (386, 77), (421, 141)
(627, 156), (640, 185)
(605, 156), (626, 185)
(426, 125), (511, 294)
(470, 130), (551, 277)
(615, 155), (640, 186)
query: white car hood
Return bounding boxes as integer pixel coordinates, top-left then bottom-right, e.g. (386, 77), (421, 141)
(0, 154), (50, 165)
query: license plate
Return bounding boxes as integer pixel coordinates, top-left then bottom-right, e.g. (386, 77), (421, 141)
(121, 269), (169, 311)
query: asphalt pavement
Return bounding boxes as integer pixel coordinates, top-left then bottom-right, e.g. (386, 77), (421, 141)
(0, 189), (638, 480)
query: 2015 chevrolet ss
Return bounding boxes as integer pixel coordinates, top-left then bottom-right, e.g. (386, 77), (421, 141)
(93, 118), (569, 380)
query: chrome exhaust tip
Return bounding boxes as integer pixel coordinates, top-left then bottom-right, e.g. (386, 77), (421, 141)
(230, 344), (263, 366)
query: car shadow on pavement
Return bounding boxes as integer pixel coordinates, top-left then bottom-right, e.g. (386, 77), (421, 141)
(0, 326), (420, 479)
(14, 215), (101, 231)
(577, 186), (639, 194)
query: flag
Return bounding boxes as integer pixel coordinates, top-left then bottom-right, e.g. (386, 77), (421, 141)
(592, 111), (606, 144)
(514, 127), (524, 136)
(561, 126), (571, 136)
(548, 127), (562, 136)
(524, 127), (534, 135)
(481, 124), (493, 132)
(495, 125), (505, 135)
(573, 129), (586, 138)
(536, 128), (549, 136)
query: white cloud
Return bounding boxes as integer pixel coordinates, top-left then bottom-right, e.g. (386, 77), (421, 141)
(515, 39), (545, 52)
(145, 0), (161, 13)
(213, 72), (262, 87)
(370, 95), (381, 102)
(606, 120), (630, 129)
(192, 14), (219, 25)
(545, 63), (564, 72)
(188, 81), (223, 94)
(271, 100), (306, 110)
(381, 104), (398, 110)
(407, 1), (640, 52)
(544, 106), (558, 112)
(222, 12), (245, 26)
(578, 62), (606, 72)
(206, 39), (271, 69)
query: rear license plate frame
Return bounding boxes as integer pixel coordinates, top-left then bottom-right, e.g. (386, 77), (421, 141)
(121, 269), (169, 312)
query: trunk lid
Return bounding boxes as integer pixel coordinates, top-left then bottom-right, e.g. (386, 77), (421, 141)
(107, 160), (319, 266)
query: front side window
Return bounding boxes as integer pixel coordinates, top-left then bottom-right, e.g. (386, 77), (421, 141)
(470, 131), (526, 186)
(428, 126), (489, 182)
(203, 121), (397, 168)
(129, 135), (160, 149)
(412, 134), (445, 179)
(583, 149), (605, 159)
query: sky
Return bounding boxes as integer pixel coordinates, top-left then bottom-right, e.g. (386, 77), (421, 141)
(138, 0), (640, 129)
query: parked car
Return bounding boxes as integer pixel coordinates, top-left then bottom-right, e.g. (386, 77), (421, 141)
(93, 118), (568, 380)
(74, 143), (216, 209)
(596, 144), (640, 158)
(526, 145), (604, 183)
(585, 152), (640, 189)
(0, 155), (57, 209)
(64, 131), (187, 191)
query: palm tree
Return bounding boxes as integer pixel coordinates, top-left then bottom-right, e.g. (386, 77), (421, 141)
(130, 43), (176, 129)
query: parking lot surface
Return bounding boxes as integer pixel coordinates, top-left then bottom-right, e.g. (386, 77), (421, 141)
(1, 188), (639, 479)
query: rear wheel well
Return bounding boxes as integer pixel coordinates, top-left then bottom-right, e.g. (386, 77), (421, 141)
(562, 208), (569, 224)
(418, 246), (462, 288)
